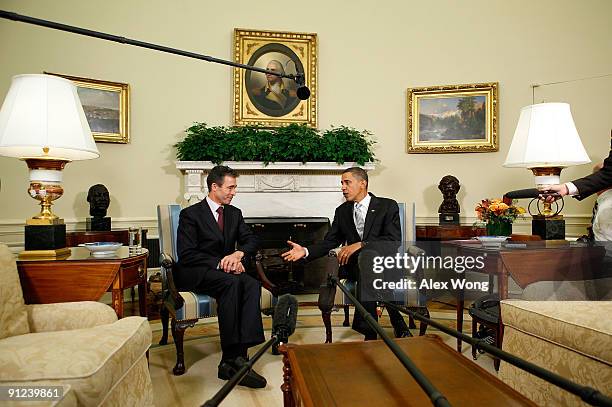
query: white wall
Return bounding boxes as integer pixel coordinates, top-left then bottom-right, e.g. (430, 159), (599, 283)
(1, 0), (611, 247)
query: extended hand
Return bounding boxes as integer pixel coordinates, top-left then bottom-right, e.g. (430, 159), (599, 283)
(281, 240), (306, 262)
(338, 242), (362, 266)
(220, 251), (244, 273)
(538, 184), (568, 203)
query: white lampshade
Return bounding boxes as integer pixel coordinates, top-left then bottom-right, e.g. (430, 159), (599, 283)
(503, 103), (590, 168)
(0, 74), (99, 161)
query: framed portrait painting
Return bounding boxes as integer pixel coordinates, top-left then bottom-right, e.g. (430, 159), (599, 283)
(233, 29), (317, 127)
(407, 82), (498, 153)
(45, 72), (130, 143)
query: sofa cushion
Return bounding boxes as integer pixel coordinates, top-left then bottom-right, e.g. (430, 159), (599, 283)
(0, 316), (150, 406)
(501, 300), (612, 364)
(0, 243), (29, 339)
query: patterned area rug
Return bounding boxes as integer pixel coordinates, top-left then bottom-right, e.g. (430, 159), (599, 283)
(148, 307), (495, 407)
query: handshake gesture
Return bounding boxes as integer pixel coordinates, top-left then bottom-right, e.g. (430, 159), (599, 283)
(281, 240), (363, 266)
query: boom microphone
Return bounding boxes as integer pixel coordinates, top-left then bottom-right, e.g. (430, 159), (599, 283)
(203, 295), (298, 407)
(503, 188), (541, 200)
(503, 188), (561, 205)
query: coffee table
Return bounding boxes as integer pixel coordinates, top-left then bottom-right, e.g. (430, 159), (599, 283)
(279, 335), (535, 406)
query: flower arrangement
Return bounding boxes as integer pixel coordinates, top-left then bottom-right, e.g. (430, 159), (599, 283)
(475, 199), (526, 236)
(475, 199), (526, 223)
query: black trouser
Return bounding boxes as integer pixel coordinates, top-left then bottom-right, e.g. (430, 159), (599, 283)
(195, 269), (265, 361)
(343, 257), (409, 338)
(352, 300), (408, 338)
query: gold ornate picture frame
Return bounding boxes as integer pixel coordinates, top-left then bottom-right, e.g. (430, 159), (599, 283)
(407, 82), (498, 153)
(45, 72), (130, 143)
(233, 29), (317, 127)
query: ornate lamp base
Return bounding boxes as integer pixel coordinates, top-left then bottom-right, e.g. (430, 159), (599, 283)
(532, 215), (565, 240)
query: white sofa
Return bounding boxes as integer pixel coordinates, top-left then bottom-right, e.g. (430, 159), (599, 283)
(499, 300), (612, 406)
(0, 243), (154, 406)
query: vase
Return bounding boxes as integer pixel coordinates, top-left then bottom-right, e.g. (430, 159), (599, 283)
(486, 220), (512, 236)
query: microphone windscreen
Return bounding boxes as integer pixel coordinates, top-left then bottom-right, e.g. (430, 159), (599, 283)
(503, 188), (541, 200)
(296, 86), (311, 100)
(272, 294), (298, 337)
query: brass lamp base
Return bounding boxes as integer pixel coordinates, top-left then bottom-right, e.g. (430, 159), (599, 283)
(24, 158), (68, 225)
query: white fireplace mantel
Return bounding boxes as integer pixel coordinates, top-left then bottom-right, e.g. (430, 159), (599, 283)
(175, 161), (375, 220)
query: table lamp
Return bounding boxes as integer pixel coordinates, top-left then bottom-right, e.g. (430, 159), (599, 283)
(503, 102), (590, 239)
(0, 74), (99, 257)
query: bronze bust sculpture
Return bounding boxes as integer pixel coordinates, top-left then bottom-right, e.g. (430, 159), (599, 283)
(438, 175), (460, 224)
(87, 184), (110, 217)
(86, 184), (111, 230)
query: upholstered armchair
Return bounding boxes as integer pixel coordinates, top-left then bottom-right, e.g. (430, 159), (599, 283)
(319, 202), (430, 342)
(0, 243), (153, 406)
(156, 204), (276, 375)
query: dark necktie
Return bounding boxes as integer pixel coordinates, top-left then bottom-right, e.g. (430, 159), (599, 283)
(216, 206), (224, 232)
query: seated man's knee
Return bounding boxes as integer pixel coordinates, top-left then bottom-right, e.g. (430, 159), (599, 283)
(239, 273), (260, 290)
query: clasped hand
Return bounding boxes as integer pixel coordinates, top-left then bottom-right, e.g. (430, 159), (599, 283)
(219, 251), (245, 274)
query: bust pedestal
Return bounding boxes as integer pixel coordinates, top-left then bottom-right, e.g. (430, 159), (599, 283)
(439, 213), (460, 225)
(86, 217), (111, 231)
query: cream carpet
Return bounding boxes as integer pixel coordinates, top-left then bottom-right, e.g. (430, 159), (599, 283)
(148, 308), (495, 407)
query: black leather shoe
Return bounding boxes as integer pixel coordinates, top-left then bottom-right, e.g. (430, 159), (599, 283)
(218, 357), (267, 389)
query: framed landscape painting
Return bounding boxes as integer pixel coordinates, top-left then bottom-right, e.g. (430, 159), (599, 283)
(233, 29), (318, 127)
(45, 72), (130, 143)
(407, 82), (498, 153)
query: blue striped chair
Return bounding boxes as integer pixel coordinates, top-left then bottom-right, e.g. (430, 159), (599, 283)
(157, 204), (275, 375)
(321, 202), (430, 342)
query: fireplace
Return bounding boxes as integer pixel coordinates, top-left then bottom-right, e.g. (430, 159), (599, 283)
(246, 217), (330, 294)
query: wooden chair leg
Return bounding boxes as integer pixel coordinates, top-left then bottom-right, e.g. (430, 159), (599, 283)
(171, 318), (186, 376)
(418, 307), (429, 336)
(322, 311), (332, 343)
(159, 307), (169, 345)
(472, 319), (479, 360)
(494, 322), (504, 372)
(343, 305), (350, 326)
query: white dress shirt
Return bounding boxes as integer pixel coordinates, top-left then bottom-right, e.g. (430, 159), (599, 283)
(206, 196), (222, 221)
(304, 194), (371, 258)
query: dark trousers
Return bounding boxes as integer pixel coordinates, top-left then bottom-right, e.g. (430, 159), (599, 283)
(347, 251), (409, 338)
(194, 269), (265, 360)
(352, 301), (408, 338)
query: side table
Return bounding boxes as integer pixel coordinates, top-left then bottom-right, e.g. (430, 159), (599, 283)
(17, 246), (148, 318)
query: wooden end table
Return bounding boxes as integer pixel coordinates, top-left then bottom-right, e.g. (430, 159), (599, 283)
(17, 246), (148, 318)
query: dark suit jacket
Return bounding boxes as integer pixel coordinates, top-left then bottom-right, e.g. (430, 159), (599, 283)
(306, 193), (401, 276)
(573, 148), (612, 200)
(176, 200), (259, 290)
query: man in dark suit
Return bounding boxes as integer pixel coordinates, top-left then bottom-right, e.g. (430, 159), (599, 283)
(544, 140), (612, 201)
(281, 167), (411, 340)
(176, 165), (266, 389)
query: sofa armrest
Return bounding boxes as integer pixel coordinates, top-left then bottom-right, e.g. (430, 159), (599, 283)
(26, 301), (118, 333)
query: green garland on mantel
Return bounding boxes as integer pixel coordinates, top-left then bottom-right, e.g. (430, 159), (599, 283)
(174, 123), (376, 165)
